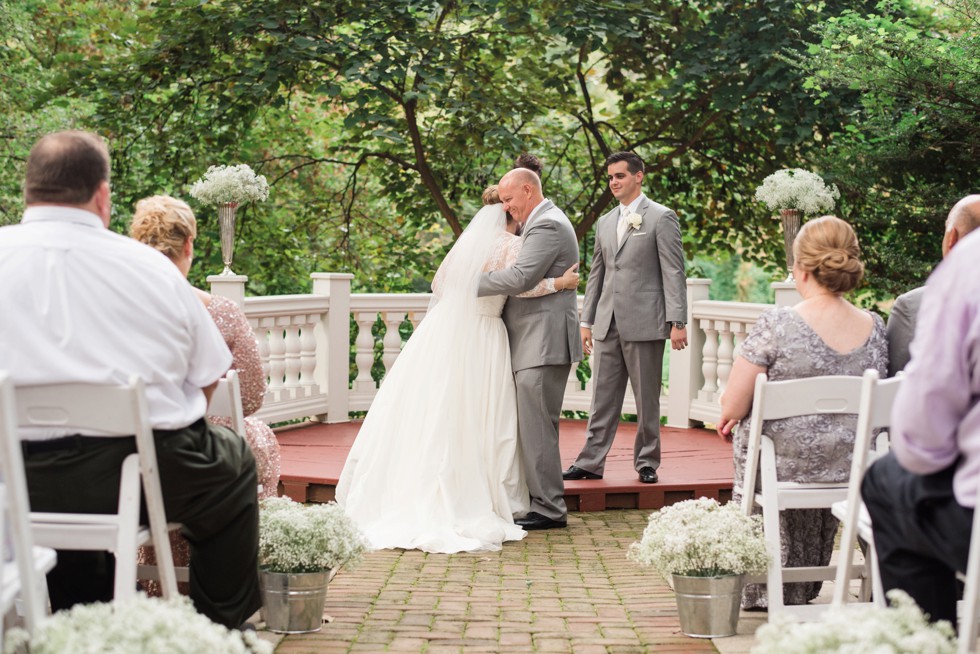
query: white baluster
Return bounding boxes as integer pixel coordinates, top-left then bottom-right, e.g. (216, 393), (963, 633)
(353, 312), (377, 391)
(699, 318), (718, 402)
(283, 322), (302, 391)
(267, 321), (286, 394)
(409, 310), (425, 329)
(381, 312), (407, 383)
(716, 321), (735, 396)
(733, 321), (747, 355)
(251, 319), (271, 386)
(299, 314), (319, 396)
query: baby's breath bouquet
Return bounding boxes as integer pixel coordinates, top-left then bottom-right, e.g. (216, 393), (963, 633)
(628, 497), (769, 578)
(259, 497), (366, 574)
(3, 594), (272, 654)
(189, 164), (269, 207)
(751, 590), (956, 653)
(754, 168), (840, 215)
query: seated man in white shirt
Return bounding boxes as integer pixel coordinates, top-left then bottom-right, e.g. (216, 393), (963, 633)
(0, 131), (260, 629)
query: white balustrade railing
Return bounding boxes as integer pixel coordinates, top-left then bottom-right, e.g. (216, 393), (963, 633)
(209, 273), (800, 429)
(348, 293), (431, 412)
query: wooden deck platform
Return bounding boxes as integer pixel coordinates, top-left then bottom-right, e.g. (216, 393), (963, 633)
(275, 419), (733, 511)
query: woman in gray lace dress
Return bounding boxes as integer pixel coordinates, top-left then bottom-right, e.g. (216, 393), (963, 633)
(718, 216), (888, 609)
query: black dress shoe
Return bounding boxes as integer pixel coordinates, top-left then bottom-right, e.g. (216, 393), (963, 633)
(515, 511), (567, 530)
(639, 466), (659, 484)
(562, 465), (602, 480)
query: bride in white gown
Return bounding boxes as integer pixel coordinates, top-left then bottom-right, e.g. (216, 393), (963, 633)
(336, 187), (579, 553)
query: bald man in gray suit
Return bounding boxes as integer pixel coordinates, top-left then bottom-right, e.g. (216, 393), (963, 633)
(478, 168), (583, 530)
(564, 152), (687, 484)
(887, 195), (980, 376)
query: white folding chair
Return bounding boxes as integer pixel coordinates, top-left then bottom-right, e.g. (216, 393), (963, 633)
(740, 373), (867, 618)
(16, 375), (178, 600)
(207, 370), (246, 437)
(831, 369), (901, 608)
(958, 476), (980, 652)
(137, 370), (247, 586)
(0, 374), (56, 639)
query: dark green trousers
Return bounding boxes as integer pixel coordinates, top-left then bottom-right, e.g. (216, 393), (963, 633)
(23, 418), (262, 628)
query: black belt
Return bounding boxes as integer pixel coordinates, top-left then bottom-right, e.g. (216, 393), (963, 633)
(21, 435), (131, 456)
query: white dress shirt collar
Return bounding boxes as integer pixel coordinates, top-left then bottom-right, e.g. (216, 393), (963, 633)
(22, 206), (104, 229)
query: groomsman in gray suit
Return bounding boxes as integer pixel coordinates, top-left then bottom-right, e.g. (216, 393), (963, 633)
(479, 168), (583, 530)
(564, 152), (687, 484)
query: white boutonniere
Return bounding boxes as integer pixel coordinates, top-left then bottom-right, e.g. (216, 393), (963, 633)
(626, 212), (643, 230)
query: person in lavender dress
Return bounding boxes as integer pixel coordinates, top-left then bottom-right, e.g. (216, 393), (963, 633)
(718, 216), (888, 609)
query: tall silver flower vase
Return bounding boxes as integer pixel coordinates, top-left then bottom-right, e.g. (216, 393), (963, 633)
(218, 202), (239, 275)
(780, 208), (803, 281)
(672, 573), (744, 638)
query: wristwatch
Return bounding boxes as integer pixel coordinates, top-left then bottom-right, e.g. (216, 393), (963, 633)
(671, 321), (686, 330)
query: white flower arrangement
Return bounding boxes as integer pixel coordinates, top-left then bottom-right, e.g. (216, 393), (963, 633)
(754, 168), (840, 215)
(259, 497), (367, 574)
(189, 164), (270, 207)
(627, 497), (769, 578)
(626, 211), (643, 230)
(751, 590), (956, 653)
(2, 594), (272, 654)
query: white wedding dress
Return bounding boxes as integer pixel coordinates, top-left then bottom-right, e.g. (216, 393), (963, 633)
(336, 204), (559, 553)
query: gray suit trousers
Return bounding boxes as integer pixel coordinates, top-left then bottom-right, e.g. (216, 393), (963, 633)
(515, 364), (571, 521)
(575, 318), (665, 475)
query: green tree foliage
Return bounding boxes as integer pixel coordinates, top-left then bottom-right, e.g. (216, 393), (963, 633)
(4, 0), (922, 296)
(798, 0), (980, 297)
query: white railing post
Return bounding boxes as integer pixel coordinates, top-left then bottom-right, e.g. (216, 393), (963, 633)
(772, 280), (802, 307)
(667, 279), (710, 427)
(208, 274), (248, 308)
(311, 273), (353, 423)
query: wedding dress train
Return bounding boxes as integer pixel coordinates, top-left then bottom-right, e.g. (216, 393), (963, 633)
(337, 204), (556, 553)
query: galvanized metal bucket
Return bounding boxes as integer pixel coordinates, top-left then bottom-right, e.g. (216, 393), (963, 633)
(260, 568), (333, 633)
(671, 573), (743, 638)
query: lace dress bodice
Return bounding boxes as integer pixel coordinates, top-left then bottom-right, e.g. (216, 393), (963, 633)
(432, 232), (558, 317)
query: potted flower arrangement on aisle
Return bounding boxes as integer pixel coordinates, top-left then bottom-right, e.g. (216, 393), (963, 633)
(3, 594), (273, 653)
(628, 497), (769, 638)
(751, 590), (956, 653)
(189, 163), (270, 275)
(754, 168), (840, 279)
(258, 497), (366, 634)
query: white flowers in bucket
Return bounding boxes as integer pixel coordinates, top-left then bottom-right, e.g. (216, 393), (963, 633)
(259, 497), (366, 574)
(628, 497), (769, 577)
(189, 164), (270, 207)
(754, 168), (840, 215)
(2, 594), (273, 653)
(751, 589), (956, 653)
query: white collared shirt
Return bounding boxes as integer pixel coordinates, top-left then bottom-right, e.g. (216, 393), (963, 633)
(0, 206), (232, 437)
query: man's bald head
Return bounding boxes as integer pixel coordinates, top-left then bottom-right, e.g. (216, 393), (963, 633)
(498, 167), (544, 225)
(943, 195), (980, 257)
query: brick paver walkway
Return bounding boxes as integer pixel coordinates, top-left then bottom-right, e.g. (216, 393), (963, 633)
(272, 510), (717, 654)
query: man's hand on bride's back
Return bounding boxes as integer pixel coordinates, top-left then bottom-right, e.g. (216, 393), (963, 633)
(558, 263), (580, 291)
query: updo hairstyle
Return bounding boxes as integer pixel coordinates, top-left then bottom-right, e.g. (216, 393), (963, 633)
(482, 185), (501, 205)
(129, 195), (197, 260)
(793, 215), (864, 294)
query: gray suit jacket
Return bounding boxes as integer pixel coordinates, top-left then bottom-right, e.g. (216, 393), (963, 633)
(886, 285), (924, 376)
(478, 200), (583, 372)
(581, 196), (687, 342)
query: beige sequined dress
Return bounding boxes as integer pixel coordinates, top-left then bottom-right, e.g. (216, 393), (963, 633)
(137, 294), (281, 594)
